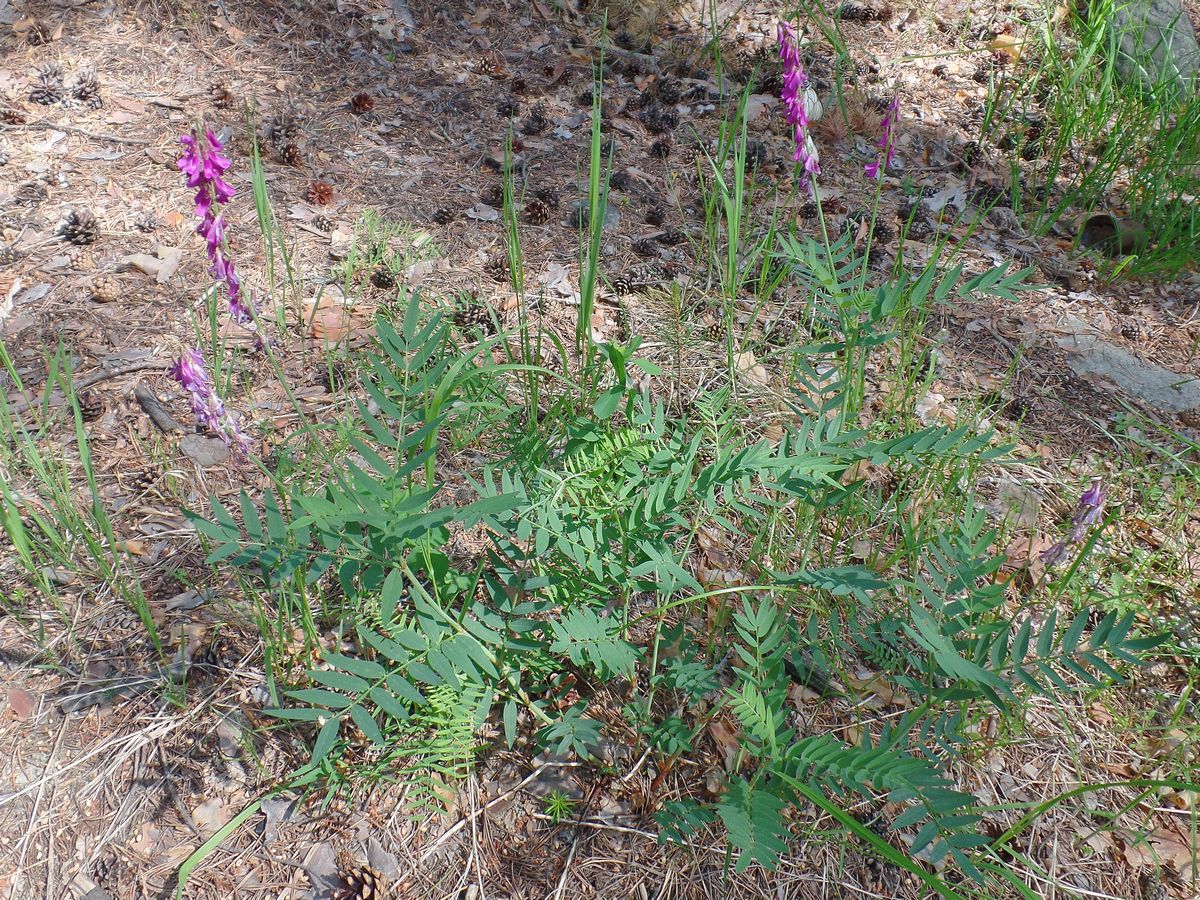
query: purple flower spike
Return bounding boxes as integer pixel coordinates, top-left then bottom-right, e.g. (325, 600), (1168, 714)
(865, 95), (900, 181)
(777, 23), (820, 191)
(1069, 479), (1106, 542)
(1041, 478), (1107, 567)
(178, 127), (257, 332)
(170, 348), (252, 457)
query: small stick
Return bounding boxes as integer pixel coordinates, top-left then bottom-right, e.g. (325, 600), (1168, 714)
(417, 761), (583, 863)
(4, 122), (153, 146)
(8, 360), (171, 415)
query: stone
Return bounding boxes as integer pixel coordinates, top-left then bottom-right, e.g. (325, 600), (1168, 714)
(179, 433), (230, 467)
(1103, 0), (1200, 99)
(1055, 318), (1200, 415)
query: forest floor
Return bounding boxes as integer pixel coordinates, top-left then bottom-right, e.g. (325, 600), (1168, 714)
(1, 0), (1199, 897)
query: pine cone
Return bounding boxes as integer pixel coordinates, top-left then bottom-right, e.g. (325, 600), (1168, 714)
(628, 263), (667, 288)
(611, 274), (634, 296)
(649, 139), (671, 160)
(609, 169), (634, 192)
(496, 96), (520, 117)
(655, 77), (682, 104)
(677, 143), (700, 174)
(511, 75), (528, 93)
(370, 267), (396, 289)
(210, 82), (235, 108)
(523, 197), (551, 225)
(644, 204), (667, 227)
(2, 108), (26, 125)
(745, 140), (768, 170)
(0, 244), (17, 267)
(193, 633), (234, 670)
(58, 208), (98, 245)
(903, 215), (933, 241)
(632, 238), (658, 258)
(26, 20), (52, 46)
(454, 301), (496, 334)
(432, 207), (456, 225)
(265, 108), (300, 148)
(837, 3), (877, 21)
(334, 864), (386, 900)
(68, 67), (102, 108)
(312, 214), (334, 232)
(279, 142), (303, 167)
(657, 226), (685, 246)
(132, 211), (157, 233)
(481, 184), (504, 207)
(78, 390), (104, 422)
(701, 318), (724, 342)
(483, 253), (509, 282)
(307, 180), (333, 205)
(871, 220), (896, 244)
(532, 187), (559, 209)
(476, 57), (505, 79)
(90, 275), (119, 302)
(349, 92), (375, 115)
(797, 198), (819, 220)
(640, 103), (678, 135)
(29, 63), (64, 106)
(521, 106), (549, 135)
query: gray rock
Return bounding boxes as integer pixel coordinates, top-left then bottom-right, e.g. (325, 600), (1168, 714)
(179, 433), (230, 467)
(1055, 319), (1200, 414)
(1103, 0), (1200, 98)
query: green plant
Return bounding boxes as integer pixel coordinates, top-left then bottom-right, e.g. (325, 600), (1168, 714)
(180, 52), (1168, 898)
(984, 1), (1200, 275)
(193, 286), (1160, 890)
(0, 344), (156, 646)
(543, 789), (578, 823)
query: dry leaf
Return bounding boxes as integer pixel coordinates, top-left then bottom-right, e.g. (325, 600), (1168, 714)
(734, 351), (770, 387)
(212, 16), (247, 42)
(303, 285), (370, 346)
(192, 798), (230, 837)
(987, 33), (1025, 63)
(4, 688), (38, 721)
(845, 672), (898, 706)
(1120, 827), (1198, 879)
(707, 716), (742, 771)
(119, 246), (183, 283)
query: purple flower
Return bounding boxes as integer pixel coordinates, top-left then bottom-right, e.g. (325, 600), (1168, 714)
(178, 128), (257, 329)
(1069, 479), (1106, 542)
(865, 96), (900, 181)
(170, 348), (252, 457)
(777, 23), (820, 190)
(1041, 479), (1107, 567)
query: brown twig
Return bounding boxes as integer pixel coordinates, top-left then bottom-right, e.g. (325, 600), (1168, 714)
(8, 360), (171, 415)
(6, 121), (154, 145)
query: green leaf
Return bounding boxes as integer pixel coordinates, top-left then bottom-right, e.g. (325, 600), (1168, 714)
(381, 568), (405, 626)
(503, 700), (518, 747)
(593, 385), (623, 419)
(369, 686), (411, 722)
(718, 778), (790, 872)
(284, 688), (355, 710)
(309, 669), (370, 693)
(311, 717), (341, 766)
(324, 653), (387, 680)
(350, 704), (385, 745)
